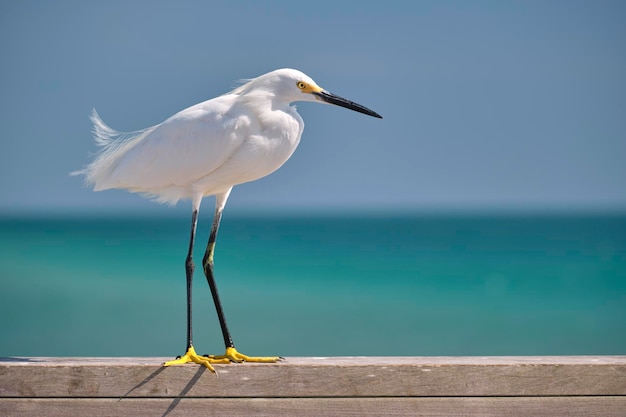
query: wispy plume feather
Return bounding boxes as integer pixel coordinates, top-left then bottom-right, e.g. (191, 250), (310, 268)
(71, 109), (157, 190)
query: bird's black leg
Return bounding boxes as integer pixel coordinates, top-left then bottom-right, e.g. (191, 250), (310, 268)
(200, 190), (282, 364)
(185, 209), (198, 351)
(202, 203), (235, 349)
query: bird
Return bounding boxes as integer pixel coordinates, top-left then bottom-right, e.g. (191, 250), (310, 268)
(74, 68), (382, 372)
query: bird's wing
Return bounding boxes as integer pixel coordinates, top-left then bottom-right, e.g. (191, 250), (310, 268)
(92, 95), (252, 194)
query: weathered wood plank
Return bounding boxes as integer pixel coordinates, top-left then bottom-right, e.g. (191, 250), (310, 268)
(1, 356), (625, 398)
(2, 397), (626, 417)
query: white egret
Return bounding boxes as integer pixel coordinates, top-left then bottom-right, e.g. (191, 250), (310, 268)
(74, 68), (382, 372)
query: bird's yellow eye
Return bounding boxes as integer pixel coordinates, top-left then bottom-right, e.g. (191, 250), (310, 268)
(297, 81), (307, 90)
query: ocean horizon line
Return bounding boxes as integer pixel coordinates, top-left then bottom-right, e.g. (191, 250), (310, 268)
(1, 206), (626, 221)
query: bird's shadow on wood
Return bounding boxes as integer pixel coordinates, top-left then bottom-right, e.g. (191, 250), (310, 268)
(118, 365), (168, 400)
(161, 366), (207, 417)
(119, 365), (208, 417)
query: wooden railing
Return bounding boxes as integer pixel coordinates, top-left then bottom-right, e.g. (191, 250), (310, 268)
(1, 356), (625, 416)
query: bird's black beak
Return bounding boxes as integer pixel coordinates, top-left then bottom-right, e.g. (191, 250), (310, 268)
(313, 91), (382, 119)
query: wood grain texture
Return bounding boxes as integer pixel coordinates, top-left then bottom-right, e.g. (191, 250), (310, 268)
(2, 398), (626, 417)
(1, 357), (625, 416)
(1, 356), (625, 398)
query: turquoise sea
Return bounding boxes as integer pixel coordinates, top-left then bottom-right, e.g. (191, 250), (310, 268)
(1, 214), (625, 358)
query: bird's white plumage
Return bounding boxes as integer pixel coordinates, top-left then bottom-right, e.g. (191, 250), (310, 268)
(77, 69), (317, 204)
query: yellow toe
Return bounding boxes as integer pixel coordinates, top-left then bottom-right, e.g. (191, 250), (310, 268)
(163, 346), (229, 372)
(205, 347), (283, 364)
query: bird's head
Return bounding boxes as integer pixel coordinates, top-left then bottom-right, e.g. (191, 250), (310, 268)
(240, 68), (382, 119)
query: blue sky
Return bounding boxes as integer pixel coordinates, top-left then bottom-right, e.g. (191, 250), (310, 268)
(1, 1), (624, 215)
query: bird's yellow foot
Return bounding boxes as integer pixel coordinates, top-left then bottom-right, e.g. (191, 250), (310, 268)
(163, 345), (229, 372)
(205, 346), (283, 364)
